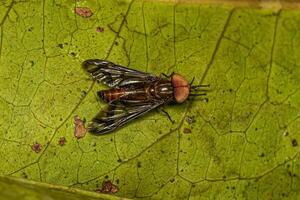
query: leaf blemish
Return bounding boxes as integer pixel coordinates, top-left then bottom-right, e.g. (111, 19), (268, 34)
(75, 7), (93, 18)
(137, 161), (142, 168)
(22, 172), (28, 179)
(74, 115), (87, 139)
(95, 180), (119, 194)
(96, 27), (104, 33)
(292, 139), (298, 147)
(31, 142), (42, 153)
(70, 52), (76, 57)
(30, 61), (35, 67)
(259, 153), (265, 157)
(58, 137), (66, 146)
(57, 44), (63, 49)
(186, 116), (195, 124)
(183, 128), (192, 134)
(80, 91), (87, 98)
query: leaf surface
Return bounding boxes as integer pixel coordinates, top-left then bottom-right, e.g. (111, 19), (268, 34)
(0, 0), (300, 199)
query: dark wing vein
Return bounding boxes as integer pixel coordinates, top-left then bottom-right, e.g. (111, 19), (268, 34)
(82, 59), (158, 88)
(87, 101), (164, 135)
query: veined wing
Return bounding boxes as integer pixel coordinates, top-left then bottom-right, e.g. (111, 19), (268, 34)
(87, 100), (164, 135)
(82, 59), (158, 88)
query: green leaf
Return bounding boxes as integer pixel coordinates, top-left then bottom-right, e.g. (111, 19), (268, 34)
(1, 0), (300, 199)
(0, 175), (122, 200)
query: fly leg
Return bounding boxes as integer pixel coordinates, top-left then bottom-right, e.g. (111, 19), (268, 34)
(158, 107), (175, 124)
(161, 72), (174, 78)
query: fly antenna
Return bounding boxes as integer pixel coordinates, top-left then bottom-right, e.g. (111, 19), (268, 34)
(190, 84), (210, 92)
(189, 93), (207, 96)
(189, 83), (210, 100)
(191, 84), (210, 89)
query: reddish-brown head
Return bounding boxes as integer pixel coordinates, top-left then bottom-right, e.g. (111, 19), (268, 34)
(171, 73), (190, 103)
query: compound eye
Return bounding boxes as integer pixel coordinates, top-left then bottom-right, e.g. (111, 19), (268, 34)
(171, 74), (190, 103)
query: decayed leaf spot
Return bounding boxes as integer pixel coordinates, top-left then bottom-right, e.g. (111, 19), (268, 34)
(137, 161), (142, 168)
(70, 52), (77, 57)
(74, 7), (93, 18)
(31, 143), (42, 153)
(58, 137), (66, 146)
(57, 43), (63, 49)
(292, 139), (298, 147)
(96, 26), (104, 33)
(186, 116), (195, 124)
(74, 115), (87, 139)
(80, 90), (87, 98)
(259, 153), (265, 157)
(183, 127), (192, 134)
(22, 172), (28, 179)
(95, 180), (119, 194)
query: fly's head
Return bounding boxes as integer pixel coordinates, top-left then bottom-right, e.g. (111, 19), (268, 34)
(171, 73), (190, 103)
(171, 73), (209, 103)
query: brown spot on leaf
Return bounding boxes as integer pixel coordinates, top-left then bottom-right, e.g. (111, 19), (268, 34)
(186, 116), (194, 124)
(74, 115), (87, 139)
(22, 172), (28, 179)
(183, 128), (192, 134)
(96, 26), (104, 32)
(75, 7), (93, 18)
(31, 142), (42, 153)
(137, 161), (141, 168)
(292, 139), (298, 147)
(284, 131), (289, 136)
(57, 43), (63, 49)
(259, 153), (265, 157)
(96, 180), (119, 194)
(80, 90), (87, 98)
(58, 137), (66, 146)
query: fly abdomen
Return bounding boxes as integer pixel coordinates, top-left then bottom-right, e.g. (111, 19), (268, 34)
(98, 88), (125, 103)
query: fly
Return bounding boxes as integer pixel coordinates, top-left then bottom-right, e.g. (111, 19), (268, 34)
(82, 59), (209, 135)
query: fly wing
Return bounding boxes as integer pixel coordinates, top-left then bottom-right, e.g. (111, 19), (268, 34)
(87, 101), (164, 135)
(82, 59), (158, 88)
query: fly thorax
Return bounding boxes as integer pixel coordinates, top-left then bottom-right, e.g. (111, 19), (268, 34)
(156, 83), (173, 97)
(149, 86), (156, 95)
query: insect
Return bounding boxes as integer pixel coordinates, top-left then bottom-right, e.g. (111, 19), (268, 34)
(82, 59), (209, 135)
